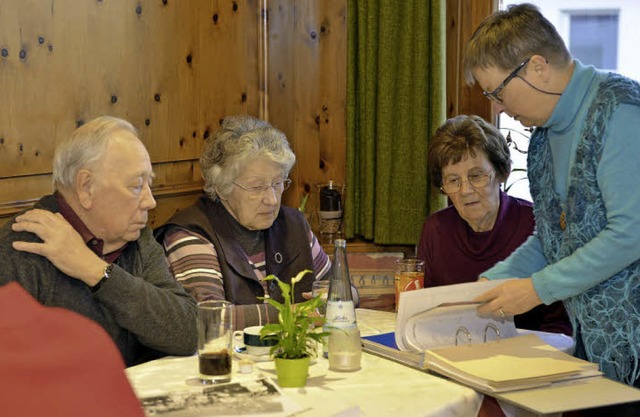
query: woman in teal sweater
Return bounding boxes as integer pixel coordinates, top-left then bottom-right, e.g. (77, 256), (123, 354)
(464, 3), (640, 397)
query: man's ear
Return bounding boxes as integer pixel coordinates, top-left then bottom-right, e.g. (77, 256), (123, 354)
(76, 169), (94, 209)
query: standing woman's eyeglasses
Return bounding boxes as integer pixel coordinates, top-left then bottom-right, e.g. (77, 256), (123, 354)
(482, 58), (531, 104)
(483, 57), (562, 104)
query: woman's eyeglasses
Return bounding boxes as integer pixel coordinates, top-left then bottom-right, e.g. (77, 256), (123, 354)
(482, 58), (531, 104)
(233, 178), (292, 198)
(440, 172), (493, 194)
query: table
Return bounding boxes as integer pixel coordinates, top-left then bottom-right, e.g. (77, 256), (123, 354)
(126, 309), (483, 417)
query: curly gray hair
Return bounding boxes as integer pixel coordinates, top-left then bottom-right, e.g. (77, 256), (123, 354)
(201, 115), (295, 200)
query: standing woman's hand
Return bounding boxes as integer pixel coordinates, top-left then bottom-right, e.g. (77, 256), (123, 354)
(474, 278), (543, 318)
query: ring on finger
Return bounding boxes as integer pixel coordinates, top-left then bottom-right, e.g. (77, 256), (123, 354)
(499, 308), (505, 318)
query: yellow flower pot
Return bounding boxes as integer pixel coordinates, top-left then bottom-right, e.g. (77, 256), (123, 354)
(274, 356), (311, 388)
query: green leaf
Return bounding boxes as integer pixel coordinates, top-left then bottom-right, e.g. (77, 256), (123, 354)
(256, 270), (325, 359)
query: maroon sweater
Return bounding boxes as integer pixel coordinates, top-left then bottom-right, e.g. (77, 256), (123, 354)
(417, 191), (571, 335)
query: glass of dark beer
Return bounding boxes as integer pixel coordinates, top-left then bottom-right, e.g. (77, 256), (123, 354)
(196, 300), (234, 384)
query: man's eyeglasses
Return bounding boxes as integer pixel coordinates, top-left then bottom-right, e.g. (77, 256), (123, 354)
(482, 58), (531, 104)
(440, 171), (493, 195)
(233, 178), (292, 198)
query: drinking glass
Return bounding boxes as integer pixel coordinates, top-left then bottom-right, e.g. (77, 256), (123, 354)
(193, 300), (234, 385)
(394, 258), (425, 312)
(312, 280), (330, 316)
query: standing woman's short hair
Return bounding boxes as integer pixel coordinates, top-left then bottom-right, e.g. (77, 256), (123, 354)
(463, 3), (571, 85)
(200, 115), (296, 201)
(428, 114), (511, 190)
(52, 116), (138, 191)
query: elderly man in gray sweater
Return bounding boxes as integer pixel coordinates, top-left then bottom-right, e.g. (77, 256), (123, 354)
(0, 116), (197, 366)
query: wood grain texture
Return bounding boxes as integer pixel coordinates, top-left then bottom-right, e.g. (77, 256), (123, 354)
(1, 0), (495, 246)
(0, 1), (258, 225)
(445, 0), (494, 122)
(265, 0), (347, 214)
(0, 0), (347, 230)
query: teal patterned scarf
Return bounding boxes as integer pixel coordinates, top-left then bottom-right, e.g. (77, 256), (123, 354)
(528, 74), (640, 385)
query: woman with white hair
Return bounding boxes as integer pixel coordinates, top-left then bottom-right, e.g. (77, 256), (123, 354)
(156, 115), (332, 328)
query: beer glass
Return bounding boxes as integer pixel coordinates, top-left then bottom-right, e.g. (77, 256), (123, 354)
(196, 301), (234, 384)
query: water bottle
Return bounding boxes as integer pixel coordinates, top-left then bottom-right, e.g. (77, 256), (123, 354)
(325, 239), (362, 371)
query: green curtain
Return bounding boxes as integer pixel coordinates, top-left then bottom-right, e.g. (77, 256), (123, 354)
(346, 0), (446, 245)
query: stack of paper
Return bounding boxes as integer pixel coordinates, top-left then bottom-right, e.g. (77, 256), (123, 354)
(424, 333), (601, 393)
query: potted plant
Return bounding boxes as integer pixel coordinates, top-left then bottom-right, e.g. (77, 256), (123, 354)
(259, 269), (328, 387)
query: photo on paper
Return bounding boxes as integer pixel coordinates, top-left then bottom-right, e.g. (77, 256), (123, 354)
(140, 377), (283, 416)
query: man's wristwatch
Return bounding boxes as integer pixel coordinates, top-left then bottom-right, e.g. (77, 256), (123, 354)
(91, 263), (113, 293)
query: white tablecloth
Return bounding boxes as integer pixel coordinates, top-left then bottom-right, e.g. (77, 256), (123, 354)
(126, 309), (483, 417)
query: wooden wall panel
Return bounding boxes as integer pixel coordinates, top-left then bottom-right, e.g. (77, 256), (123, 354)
(0, 0), (262, 226)
(446, 0), (495, 122)
(263, 0), (296, 156)
(266, 0), (347, 215)
(195, 0), (262, 142)
(0, 0), (493, 246)
(0, 0), (346, 228)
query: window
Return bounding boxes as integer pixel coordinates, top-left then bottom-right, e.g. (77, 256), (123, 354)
(569, 13), (618, 70)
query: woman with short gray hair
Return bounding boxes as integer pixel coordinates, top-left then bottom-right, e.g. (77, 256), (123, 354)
(156, 115), (331, 329)
(465, 4), (640, 397)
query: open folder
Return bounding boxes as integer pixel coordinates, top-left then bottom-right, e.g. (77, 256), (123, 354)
(361, 281), (640, 414)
